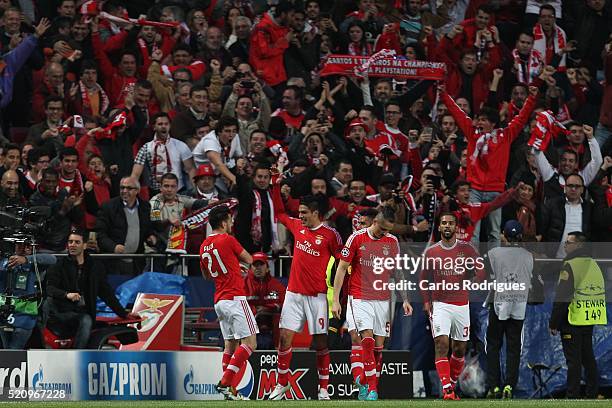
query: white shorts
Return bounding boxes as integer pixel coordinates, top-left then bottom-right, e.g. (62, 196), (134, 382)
(430, 302), (470, 341)
(215, 296), (259, 340)
(279, 291), (328, 335)
(350, 297), (391, 337)
(346, 295), (356, 332)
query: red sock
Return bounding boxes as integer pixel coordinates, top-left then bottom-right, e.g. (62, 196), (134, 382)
(277, 347), (292, 387)
(221, 344), (253, 386)
(222, 350), (232, 372)
(350, 345), (364, 384)
(374, 346), (383, 388)
(449, 354), (465, 383)
(361, 337), (377, 392)
(435, 358), (452, 390)
(316, 348), (330, 391)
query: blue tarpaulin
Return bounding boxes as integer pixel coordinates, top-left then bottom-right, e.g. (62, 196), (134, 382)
(97, 272), (189, 316)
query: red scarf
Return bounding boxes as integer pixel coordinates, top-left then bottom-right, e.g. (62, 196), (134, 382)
(137, 38), (159, 65)
(512, 48), (543, 84)
(533, 23), (566, 71)
(79, 80), (109, 117)
(58, 168), (84, 197)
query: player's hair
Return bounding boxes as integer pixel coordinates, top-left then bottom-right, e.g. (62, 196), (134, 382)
(160, 173), (179, 183)
(375, 206), (395, 223)
(358, 208), (378, 219)
(209, 206), (231, 230)
(438, 211), (457, 222)
(300, 194), (326, 215)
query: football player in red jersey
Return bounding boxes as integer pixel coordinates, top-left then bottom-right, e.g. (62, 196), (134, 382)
(200, 206), (256, 400)
(420, 212), (485, 400)
(332, 207), (413, 400)
(269, 181), (343, 401)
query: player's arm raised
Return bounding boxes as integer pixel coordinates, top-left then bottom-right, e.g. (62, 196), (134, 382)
(332, 259), (350, 319)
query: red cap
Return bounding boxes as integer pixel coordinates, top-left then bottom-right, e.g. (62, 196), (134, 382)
(194, 164), (215, 178)
(344, 118), (369, 138)
(252, 252), (268, 264)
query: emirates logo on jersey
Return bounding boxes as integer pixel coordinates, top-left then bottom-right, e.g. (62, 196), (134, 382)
(295, 240), (321, 257)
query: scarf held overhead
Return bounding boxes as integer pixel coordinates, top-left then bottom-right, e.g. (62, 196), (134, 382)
(320, 53), (446, 80)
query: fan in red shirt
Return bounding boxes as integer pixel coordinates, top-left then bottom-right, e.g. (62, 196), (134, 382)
(420, 212), (486, 400)
(332, 207), (412, 401)
(199, 205), (255, 401)
(269, 177), (343, 401)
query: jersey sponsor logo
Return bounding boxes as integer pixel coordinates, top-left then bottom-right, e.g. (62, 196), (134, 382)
(295, 240), (321, 257)
(257, 369), (308, 400)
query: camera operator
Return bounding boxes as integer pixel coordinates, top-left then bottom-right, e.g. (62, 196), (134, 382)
(46, 230), (139, 349)
(0, 242), (56, 349)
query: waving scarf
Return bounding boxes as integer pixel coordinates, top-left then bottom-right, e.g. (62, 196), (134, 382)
(151, 137), (172, 183)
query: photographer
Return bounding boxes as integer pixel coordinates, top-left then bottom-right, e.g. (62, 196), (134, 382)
(46, 230), (139, 349)
(0, 242), (56, 349)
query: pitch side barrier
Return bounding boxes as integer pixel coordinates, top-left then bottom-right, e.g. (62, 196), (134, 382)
(0, 349), (412, 401)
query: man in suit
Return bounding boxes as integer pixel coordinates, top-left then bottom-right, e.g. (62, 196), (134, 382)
(95, 177), (157, 275)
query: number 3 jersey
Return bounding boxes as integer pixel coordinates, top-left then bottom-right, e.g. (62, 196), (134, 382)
(200, 233), (247, 302)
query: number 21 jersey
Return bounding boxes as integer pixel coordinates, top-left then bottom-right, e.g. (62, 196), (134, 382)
(200, 233), (246, 302)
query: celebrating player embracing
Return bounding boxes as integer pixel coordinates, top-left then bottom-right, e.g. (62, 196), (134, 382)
(332, 207), (413, 400)
(200, 206), (257, 400)
(420, 212), (485, 400)
(268, 178), (343, 400)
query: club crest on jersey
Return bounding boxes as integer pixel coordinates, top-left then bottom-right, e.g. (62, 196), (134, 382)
(382, 245), (390, 256)
(457, 251), (465, 258)
(315, 235), (324, 245)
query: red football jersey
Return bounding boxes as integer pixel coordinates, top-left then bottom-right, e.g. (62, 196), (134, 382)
(279, 215), (343, 296)
(340, 228), (400, 300)
(420, 239), (485, 305)
(199, 233), (247, 302)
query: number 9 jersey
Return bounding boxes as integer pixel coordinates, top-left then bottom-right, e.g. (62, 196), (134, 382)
(200, 233), (247, 303)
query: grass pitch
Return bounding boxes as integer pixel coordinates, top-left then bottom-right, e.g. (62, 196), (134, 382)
(10, 400), (608, 408)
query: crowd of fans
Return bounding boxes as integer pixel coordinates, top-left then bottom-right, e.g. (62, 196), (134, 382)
(0, 0), (609, 278)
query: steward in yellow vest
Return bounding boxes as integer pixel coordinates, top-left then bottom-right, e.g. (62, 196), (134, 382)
(549, 232), (607, 399)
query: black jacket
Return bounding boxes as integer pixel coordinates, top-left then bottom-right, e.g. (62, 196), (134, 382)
(235, 174), (272, 254)
(95, 197), (154, 254)
(29, 188), (83, 252)
(47, 253), (127, 319)
(537, 195), (592, 245)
